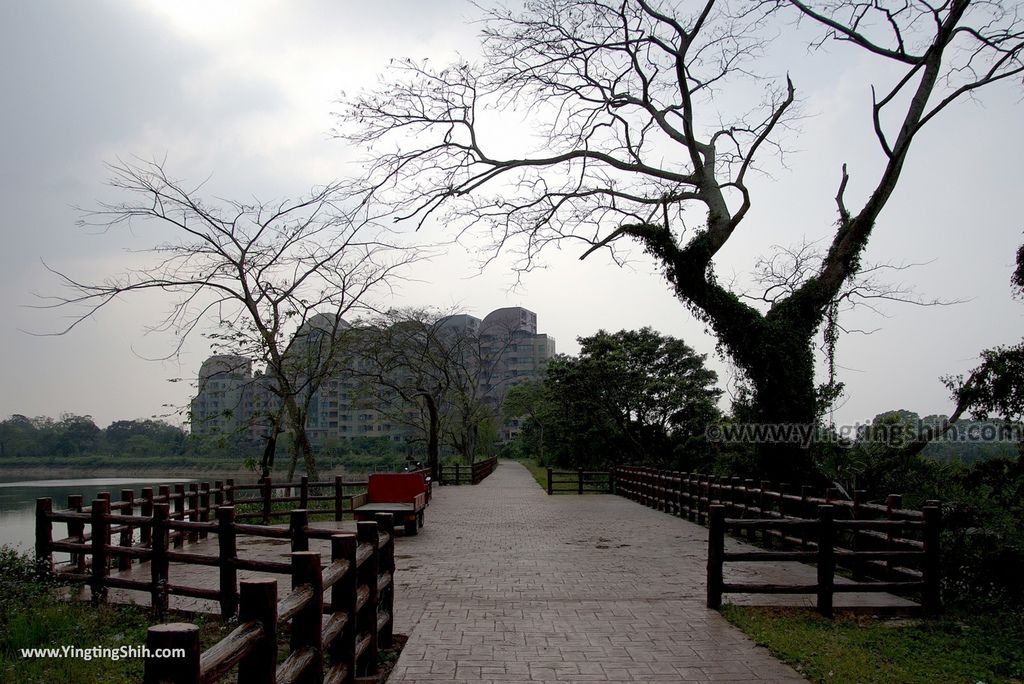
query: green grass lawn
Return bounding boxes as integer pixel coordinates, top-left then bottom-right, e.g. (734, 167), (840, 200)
(1, 594), (231, 684)
(721, 605), (1024, 684)
(1, 546), (405, 682)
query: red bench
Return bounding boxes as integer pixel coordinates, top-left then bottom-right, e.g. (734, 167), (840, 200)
(351, 473), (428, 535)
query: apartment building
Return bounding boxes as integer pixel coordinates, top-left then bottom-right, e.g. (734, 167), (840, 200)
(189, 355), (254, 436)
(191, 307), (555, 449)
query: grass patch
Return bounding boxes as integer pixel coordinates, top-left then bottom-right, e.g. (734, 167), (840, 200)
(1, 546), (405, 682)
(0, 546), (232, 683)
(721, 605), (1024, 684)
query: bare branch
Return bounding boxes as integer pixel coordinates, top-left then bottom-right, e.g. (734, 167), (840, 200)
(37, 159), (423, 480)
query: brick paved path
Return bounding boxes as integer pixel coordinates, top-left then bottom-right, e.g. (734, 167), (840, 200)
(387, 460), (805, 683)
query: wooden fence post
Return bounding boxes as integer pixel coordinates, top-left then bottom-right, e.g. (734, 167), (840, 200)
(547, 468), (553, 495)
(119, 489), (134, 571)
(743, 479), (756, 540)
(225, 478), (235, 504)
(217, 506), (237, 619)
(140, 488), (154, 547)
(213, 480), (224, 508)
(608, 466), (616, 495)
(35, 498), (52, 575)
(331, 533), (358, 680)
(778, 483), (790, 548)
(922, 504), (942, 615)
(199, 483), (210, 539)
(68, 494), (85, 573)
(851, 489), (866, 579)
(376, 512), (396, 649)
(687, 474), (697, 522)
(300, 475), (309, 509)
(173, 484), (185, 548)
(800, 485), (813, 549)
(143, 623), (200, 684)
(455, 463), (462, 486)
(697, 475), (708, 525)
(290, 551), (324, 682)
(90, 498), (109, 604)
(707, 505), (725, 609)
(262, 478), (273, 524)
(335, 475), (346, 521)
(356, 521), (379, 676)
(238, 578), (278, 684)
(759, 481), (772, 548)
(187, 484), (200, 543)
(151, 503), (170, 617)
(730, 477), (741, 520)
(816, 505), (835, 617)
(886, 494), (902, 579)
(675, 472), (684, 517)
(98, 492), (112, 552)
(290, 509), (310, 552)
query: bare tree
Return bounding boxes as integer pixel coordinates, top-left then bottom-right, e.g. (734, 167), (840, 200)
(350, 308), (470, 479)
(733, 238), (963, 420)
(337, 0), (1024, 479)
(38, 159), (419, 481)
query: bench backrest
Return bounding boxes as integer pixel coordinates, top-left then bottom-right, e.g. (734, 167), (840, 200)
(367, 473), (428, 503)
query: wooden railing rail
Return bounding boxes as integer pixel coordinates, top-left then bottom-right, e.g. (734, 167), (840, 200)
(41, 476), (374, 563)
(36, 474), (388, 580)
(706, 504), (941, 616)
(438, 457), (498, 485)
(37, 489), (400, 621)
(143, 513), (396, 684)
(611, 465), (940, 609)
(545, 468), (613, 495)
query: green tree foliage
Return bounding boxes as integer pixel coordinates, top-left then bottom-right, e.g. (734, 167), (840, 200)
(946, 345), (1024, 425)
(505, 328), (720, 469)
(0, 415), (187, 459)
(810, 407), (1024, 610)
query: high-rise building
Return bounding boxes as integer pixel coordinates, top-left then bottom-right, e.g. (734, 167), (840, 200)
(190, 355), (254, 436)
(190, 307), (555, 449)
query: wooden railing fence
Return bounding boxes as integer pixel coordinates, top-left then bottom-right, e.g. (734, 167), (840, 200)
(437, 457), (498, 485)
(545, 468), (613, 495)
(35, 476), (400, 620)
(226, 476), (370, 523)
(706, 504), (941, 616)
(142, 514), (395, 684)
(613, 465), (941, 613)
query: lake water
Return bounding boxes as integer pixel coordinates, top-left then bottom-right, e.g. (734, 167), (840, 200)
(0, 476), (204, 554)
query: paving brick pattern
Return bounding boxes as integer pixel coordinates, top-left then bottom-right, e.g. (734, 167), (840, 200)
(387, 460), (806, 683)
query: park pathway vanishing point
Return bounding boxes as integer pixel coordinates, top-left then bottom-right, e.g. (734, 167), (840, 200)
(387, 460), (805, 683)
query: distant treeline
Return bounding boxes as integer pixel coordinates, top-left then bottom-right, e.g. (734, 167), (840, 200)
(0, 414), (189, 459)
(0, 414), (420, 472)
(865, 410), (1022, 464)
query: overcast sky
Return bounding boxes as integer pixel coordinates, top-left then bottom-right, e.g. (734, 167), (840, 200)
(1, 0), (1022, 430)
